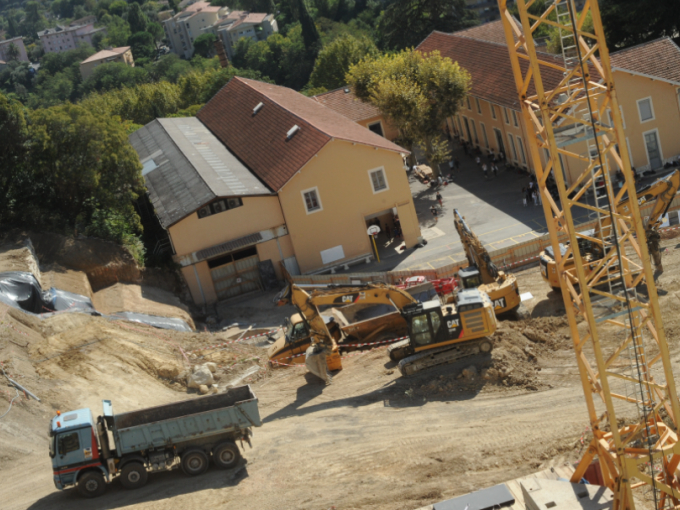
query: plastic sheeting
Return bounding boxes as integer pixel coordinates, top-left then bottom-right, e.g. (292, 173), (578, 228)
(109, 312), (193, 332)
(0, 271), (193, 332)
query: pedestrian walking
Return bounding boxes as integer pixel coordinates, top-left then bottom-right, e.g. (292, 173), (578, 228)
(436, 191), (443, 207)
(499, 151), (505, 162)
(431, 205), (438, 223)
(454, 157), (460, 170)
(525, 187), (532, 206)
(482, 163), (488, 179)
(522, 187), (528, 207)
(533, 188), (539, 206)
(476, 156), (481, 167)
(448, 159), (454, 175)
(492, 163), (498, 177)
(437, 175), (443, 188)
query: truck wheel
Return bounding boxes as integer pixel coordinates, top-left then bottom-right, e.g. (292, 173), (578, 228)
(212, 441), (241, 469)
(120, 462), (149, 490)
(77, 471), (107, 498)
(181, 448), (209, 476)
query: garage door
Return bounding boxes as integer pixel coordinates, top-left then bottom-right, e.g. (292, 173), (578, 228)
(209, 247), (262, 300)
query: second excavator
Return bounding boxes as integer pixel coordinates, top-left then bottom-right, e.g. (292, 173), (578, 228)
(539, 169), (680, 289)
(453, 209), (524, 317)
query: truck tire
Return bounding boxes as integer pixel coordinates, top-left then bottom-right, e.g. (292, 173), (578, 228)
(181, 448), (209, 476)
(77, 470), (107, 498)
(212, 441), (241, 469)
(120, 462), (149, 490)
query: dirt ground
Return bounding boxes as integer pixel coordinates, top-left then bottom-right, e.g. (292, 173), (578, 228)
(3, 237), (680, 510)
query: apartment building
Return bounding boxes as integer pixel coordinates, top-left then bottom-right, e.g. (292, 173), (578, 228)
(39, 23), (106, 54)
(0, 37), (28, 62)
(205, 11), (278, 60)
(418, 22), (680, 185)
(163, 1), (227, 59)
(79, 46), (134, 79)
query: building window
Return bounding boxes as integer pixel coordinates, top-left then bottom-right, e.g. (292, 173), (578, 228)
(368, 167), (389, 193)
(504, 107), (510, 124)
(470, 119), (479, 145)
(466, 97), (471, 110)
(491, 105), (496, 120)
(512, 110), (519, 127)
(637, 97), (654, 123)
(475, 98), (482, 114)
(480, 122), (489, 149)
(367, 121), (384, 137)
(301, 187), (322, 214)
(507, 133), (518, 161)
(517, 137), (526, 165)
(197, 198), (243, 219)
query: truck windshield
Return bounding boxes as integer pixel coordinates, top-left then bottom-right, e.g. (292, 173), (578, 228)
(49, 436), (55, 458)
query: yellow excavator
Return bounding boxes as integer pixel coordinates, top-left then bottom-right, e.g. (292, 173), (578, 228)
(539, 169), (680, 289)
(274, 282), (497, 382)
(453, 209), (523, 317)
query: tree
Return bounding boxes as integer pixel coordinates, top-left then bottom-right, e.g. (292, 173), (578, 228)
(7, 13), (19, 38)
(376, 0), (478, 50)
(146, 22), (164, 48)
(193, 33), (217, 58)
(128, 3), (150, 34)
(600, 0), (680, 50)
(108, 0), (128, 17)
(296, 0), (321, 51)
(347, 49), (471, 174)
(0, 94), (28, 223)
(81, 62), (150, 94)
(308, 34), (378, 90)
(27, 103), (144, 230)
(128, 31), (156, 60)
(7, 43), (19, 62)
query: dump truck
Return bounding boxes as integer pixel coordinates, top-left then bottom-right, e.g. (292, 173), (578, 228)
(49, 385), (261, 498)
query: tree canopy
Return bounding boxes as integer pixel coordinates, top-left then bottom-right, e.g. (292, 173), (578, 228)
(308, 34), (378, 91)
(347, 49), (470, 173)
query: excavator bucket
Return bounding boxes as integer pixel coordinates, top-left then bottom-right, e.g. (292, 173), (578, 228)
(305, 345), (332, 384)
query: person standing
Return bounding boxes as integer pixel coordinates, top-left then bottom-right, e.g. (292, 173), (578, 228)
(525, 186), (532, 206)
(492, 163), (498, 177)
(476, 156), (481, 167)
(431, 205), (438, 223)
(482, 163), (488, 179)
(436, 191), (443, 207)
(533, 188), (539, 206)
(437, 174), (443, 188)
(522, 187), (528, 207)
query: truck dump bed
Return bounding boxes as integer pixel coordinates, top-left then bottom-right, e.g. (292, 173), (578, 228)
(112, 385), (260, 456)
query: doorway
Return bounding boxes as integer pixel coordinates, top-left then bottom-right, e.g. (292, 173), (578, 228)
(463, 117), (472, 144)
(644, 130), (662, 169)
(494, 128), (505, 155)
(209, 246), (261, 300)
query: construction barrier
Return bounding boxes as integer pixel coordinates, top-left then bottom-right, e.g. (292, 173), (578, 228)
(290, 195), (680, 286)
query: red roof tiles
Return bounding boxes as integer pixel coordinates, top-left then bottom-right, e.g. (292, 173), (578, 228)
(454, 20), (512, 45)
(610, 37), (680, 85)
(313, 87), (382, 122)
(197, 77), (406, 191)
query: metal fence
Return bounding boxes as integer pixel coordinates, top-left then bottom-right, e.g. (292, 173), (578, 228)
(290, 195), (680, 286)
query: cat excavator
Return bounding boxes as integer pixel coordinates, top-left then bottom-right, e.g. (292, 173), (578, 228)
(539, 169), (680, 289)
(453, 209), (523, 317)
(284, 282), (497, 382)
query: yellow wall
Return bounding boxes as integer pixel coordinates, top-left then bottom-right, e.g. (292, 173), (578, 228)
(79, 50), (134, 80)
(256, 234), (295, 280)
(278, 140), (420, 274)
(613, 71), (680, 171)
(169, 195), (284, 257)
(181, 260), (217, 305)
(357, 115), (401, 142)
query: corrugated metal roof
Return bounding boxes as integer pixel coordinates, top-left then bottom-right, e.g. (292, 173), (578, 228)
(129, 118), (270, 228)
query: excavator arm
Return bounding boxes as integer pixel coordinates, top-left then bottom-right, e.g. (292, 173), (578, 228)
(289, 283), (418, 383)
(453, 209), (501, 284)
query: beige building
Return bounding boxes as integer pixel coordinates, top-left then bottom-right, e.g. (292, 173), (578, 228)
(38, 22), (106, 54)
(204, 11), (278, 60)
(163, 1), (227, 59)
(130, 78), (420, 305)
(313, 87), (400, 142)
(418, 22), (680, 185)
(79, 46), (134, 79)
(0, 37), (28, 62)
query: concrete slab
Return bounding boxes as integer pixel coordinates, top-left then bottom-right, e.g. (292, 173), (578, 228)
(521, 479), (613, 510)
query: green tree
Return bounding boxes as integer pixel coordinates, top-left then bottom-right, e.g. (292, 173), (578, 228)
(600, 0), (680, 50)
(81, 62), (150, 94)
(193, 33), (217, 58)
(296, 0), (321, 51)
(27, 103), (144, 230)
(308, 34), (378, 90)
(128, 3), (150, 33)
(146, 21), (164, 48)
(347, 49), (470, 174)
(0, 94), (28, 223)
(376, 0), (477, 50)
(102, 15), (132, 46)
(128, 31), (155, 60)
(108, 0), (128, 17)
(7, 43), (19, 62)
(149, 53), (192, 82)
(7, 13), (19, 38)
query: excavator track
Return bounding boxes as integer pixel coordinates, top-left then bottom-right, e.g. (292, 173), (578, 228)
(388, 339), (411, 362)
(398, 338), (493, 377)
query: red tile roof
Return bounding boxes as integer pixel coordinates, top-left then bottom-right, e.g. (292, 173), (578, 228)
(417, 32), (568, 110)
(610, 37), (680, 85)
(313, 87), (382, 122)
(455, 20), (511, 45)
(197, 77), (407, 191)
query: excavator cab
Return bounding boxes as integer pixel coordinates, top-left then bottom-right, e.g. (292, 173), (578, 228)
(457, 266), (483, 290)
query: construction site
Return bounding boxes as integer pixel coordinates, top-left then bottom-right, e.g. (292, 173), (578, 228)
(4, 1), (680, 510)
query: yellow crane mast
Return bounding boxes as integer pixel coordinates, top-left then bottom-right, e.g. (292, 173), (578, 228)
(498, 1), (680, 509)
